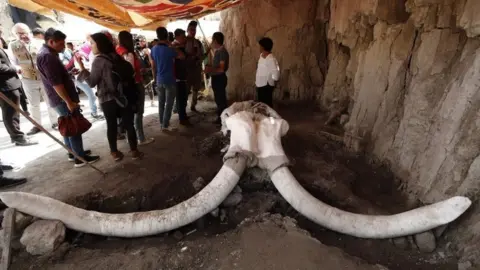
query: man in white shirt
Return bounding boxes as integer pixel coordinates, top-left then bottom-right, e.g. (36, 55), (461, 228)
(255, 37), (280, 107)
(8, 23), (58, 134)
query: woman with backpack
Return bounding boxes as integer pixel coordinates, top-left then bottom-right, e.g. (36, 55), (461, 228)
(117, 31), (155, 146)
(77, 32), (143, 161)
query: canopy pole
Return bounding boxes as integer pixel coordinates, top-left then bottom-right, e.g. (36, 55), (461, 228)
(195, 18), (214, 98)
(0, 92), (106, 177)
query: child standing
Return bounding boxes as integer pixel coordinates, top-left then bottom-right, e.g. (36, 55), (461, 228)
(255, 37), (280, 107)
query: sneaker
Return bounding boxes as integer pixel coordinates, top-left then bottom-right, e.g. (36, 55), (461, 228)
(92, 113), (105, 120)
(68, 150), (92, 162)
(130, 150), (144, 160)
(26, 127), (41, 136)
(14, 139), (38, 146)
(0, 177), (27, 189)
(111, 151), (124, 161)
(51, 124), (59, 130)
(74, 155), (100, 168)
(161, 126), (178, 133)
(138, 138), (155, 146)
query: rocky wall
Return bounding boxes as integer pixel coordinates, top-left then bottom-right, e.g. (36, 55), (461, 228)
(220, 0), (329, 101)
(221, 0), (480, 266)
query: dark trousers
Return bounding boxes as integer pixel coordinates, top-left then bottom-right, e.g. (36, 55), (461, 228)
(256, 85), (274, 107)
(0, 90), (25, 142)
(176, 81), (188, 121)
(101, 100), (137, 152)
(211, 74), (228, 118)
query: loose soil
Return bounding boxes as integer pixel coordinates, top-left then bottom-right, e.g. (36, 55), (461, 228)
(1, 100), (458, 269)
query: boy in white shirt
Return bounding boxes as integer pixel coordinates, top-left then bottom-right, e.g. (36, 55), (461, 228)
(255, 37), (280, 107)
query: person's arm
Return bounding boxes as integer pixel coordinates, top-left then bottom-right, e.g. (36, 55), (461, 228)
(79, 57), (102, 88)
(0, 50), (17, 75)
(268, 56), (280, 82)
(149, 50), (156, 82)
(205, 51), (226, 74)
(196, 40), (204, 60)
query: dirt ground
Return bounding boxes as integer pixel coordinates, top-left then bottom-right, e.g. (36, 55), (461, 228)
(0, 97), (459, 269)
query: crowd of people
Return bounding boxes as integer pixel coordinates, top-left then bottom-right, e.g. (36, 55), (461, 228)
(0, 20), (280, 189)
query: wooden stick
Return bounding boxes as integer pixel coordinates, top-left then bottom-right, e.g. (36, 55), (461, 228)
(0, 92), (106, 176)
(195, 19), (213, 97)
(1, 208), (16, 270)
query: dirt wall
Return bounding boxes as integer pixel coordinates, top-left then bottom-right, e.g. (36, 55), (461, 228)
(221, 0), (480, 266)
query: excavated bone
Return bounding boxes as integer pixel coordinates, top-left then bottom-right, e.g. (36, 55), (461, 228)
(0, 108), (261, 238)
(256, 114), (472, 239)
(0, 158), (246, 238)
(220, 101), (281, 135)
(0, 115), (263, 239)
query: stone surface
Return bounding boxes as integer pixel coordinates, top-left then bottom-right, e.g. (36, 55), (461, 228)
(222, 193), (243, 207)
(414, 231), (436, 253)
(221, 0), (480, 265)
(221, 0), (329, 101)
(392, 237), (409, 250)
(15, 212), (34, 233)
(20, 220), (66, 255)
(458, 260), (473, 270)
(192, 177), (206, 192)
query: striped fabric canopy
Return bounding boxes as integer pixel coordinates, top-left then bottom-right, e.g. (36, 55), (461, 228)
(8, 0), (242, 30)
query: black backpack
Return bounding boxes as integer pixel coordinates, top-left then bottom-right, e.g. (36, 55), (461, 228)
(99, 54), (138, 109)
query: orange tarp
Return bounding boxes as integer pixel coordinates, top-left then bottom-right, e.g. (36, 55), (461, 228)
(8, 0), (243, 30)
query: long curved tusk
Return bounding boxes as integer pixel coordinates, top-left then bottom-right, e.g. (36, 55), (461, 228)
(270, 167), (472, 238)
(256, 116), (472, 239)
(0, 157), (247, 238)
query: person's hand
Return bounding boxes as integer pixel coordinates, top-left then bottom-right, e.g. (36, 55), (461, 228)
(16, 67), (22, 74)
(67, 101), (80, 113)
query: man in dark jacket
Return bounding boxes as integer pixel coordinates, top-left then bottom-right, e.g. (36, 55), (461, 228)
(173, 29), (190, 126)
(0, 47), (37, 146)
(0, 47), (34, 188)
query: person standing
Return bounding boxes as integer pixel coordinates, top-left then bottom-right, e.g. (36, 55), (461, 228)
(185, 21), (206, 112)
(60, 42), (103, 119)
(255, 37), (280, 107)
(36, 28), (100, 167)
(150, 27), (184, 132)
(0, 46), (37, 146)
(8, 23), (58, 134)
(172, 29), (190, 126)
(78, 32), (144, 161)
(117, 31), (155, 145)
(204, 32), (229, 125)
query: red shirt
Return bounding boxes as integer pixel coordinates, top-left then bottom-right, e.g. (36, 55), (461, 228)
(116, 46), (143, 83)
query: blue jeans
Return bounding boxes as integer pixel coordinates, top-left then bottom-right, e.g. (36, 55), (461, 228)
(75, 80), (98, 115)
(54, 103), (85, 157)
(156, 83), (176, 128)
